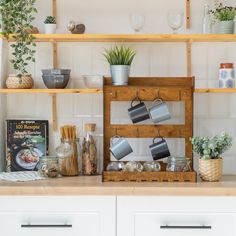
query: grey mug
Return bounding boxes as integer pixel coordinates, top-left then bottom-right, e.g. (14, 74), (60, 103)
(149, 99), (171, 124)
(149, 137), (171, 160)
(110, 136), (133, 160)
(128, 97), (150, 124)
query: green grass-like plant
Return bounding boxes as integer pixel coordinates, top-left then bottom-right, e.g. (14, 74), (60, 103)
(44, 16), (56, 24)
(103, 45), (136, 65)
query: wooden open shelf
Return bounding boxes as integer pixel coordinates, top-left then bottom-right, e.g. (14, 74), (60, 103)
(2, 34), (236, 43)
(1, 88), (236, 94)
(0, 88), (103, 94)
(195, 88), (236, 93)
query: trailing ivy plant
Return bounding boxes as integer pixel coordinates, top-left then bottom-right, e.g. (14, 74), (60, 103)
(0, 0), (37, 76)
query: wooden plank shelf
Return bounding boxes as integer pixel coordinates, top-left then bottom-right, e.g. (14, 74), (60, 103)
(0, 88), (103, 94)
(1, 88), (235, 94)
(195, 88), (236, 93)
(2, 34), (236, 43)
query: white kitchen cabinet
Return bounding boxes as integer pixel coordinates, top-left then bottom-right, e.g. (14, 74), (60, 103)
(117, 196), (236, 236)
(0, 196), (116, 236)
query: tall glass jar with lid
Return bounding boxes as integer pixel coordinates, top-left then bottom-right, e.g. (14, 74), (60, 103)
(82, 123), (98, 175)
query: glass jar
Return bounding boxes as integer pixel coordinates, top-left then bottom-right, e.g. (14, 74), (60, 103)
(56, 139), (79, 176)
(77, 138), (82, 175)
(82, 123), (98, 175)
(38, 156), (59, 178)
(166, 156), (190, 172)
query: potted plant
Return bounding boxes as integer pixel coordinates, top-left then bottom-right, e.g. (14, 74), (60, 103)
(44, 16), (56, 34)
(191, 132), (233, 182)
(0, 0), (37, 89)
(103, 45), (136, 86)
(210, 0), (236, 34)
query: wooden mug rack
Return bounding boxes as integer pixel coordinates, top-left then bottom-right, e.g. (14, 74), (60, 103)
(103, 77), (196, 182)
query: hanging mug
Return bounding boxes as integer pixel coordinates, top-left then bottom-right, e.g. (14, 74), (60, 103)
(149, 137), (171, 160)
(149, 98), (171, 124)
(128, 97), (150, 124)
(109, 136), (133, 160)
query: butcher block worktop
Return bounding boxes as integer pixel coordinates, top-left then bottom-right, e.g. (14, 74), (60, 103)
(0, 176), (236, 196)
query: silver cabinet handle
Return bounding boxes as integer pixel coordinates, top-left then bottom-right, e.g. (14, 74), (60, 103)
(160, 225), (212, 229)
(21, 224), (72, 228)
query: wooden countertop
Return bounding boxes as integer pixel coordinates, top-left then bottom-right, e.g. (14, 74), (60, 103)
(0, 175), (236, 196)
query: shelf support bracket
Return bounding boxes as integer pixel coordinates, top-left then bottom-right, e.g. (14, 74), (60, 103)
(52, 0), (57, 22)
(50, 93), (57, 131)
(52, 41), (58, 68)
(186, 41), (192, 76)
(186, 0), (191, 29)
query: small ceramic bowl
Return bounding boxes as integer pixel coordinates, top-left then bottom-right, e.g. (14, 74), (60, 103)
(82, 75), (103, 89)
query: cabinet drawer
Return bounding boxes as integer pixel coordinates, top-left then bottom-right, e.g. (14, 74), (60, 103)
(117, 197), (236, 236)
(0, 212), (100, 236)
(134, 213), (236, 236)
(0, 196), (116, 236)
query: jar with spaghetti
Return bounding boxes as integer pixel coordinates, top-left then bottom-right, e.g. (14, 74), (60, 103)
(82, 123), (98, 175)
(56, 125), (79, 176)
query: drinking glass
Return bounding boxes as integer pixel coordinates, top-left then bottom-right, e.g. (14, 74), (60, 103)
(130, 14), (145, 33)
(167, 12), (184, 34)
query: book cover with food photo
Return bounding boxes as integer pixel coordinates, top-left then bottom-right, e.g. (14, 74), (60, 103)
(6, 120), (49, 172)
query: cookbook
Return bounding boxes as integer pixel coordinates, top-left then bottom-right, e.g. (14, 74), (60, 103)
(6, 120), (49, 172)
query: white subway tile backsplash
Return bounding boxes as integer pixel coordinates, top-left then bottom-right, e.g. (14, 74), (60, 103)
(1, 0), (236, 174)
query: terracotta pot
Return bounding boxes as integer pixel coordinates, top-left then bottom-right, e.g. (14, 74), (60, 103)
(6, 74), (34, 89)
(199, 158), (223, 182)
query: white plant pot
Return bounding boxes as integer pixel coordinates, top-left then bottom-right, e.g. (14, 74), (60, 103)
(44, 24), (57, 34)
(110, 65), (130, 86)
(217, 21), (234, 34)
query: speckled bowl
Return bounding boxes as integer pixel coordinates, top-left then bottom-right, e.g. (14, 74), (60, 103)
(42, 69), (71, 89)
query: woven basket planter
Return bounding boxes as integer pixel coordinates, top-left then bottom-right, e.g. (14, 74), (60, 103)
(199, 158), (223, 182)
(6, 74), (34, 89)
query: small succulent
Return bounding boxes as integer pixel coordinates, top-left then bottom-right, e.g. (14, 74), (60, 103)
(103, 45), (136, 65)
(210, 1), (236, 21)
(44, 16), (56, 24)
(190, 132), (233, 160)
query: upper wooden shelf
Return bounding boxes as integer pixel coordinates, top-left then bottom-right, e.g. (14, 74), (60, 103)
(2, 34), (236, 43)
(0, 88), (103, 94)
(195, 88), (236, 93)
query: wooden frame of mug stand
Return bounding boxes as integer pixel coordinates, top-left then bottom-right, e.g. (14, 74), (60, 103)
(103, 77), (197, 182)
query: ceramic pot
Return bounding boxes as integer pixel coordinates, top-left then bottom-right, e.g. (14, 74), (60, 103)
(199, 158), (223, 182)
(219, 63), (235, 88)
(217, 21), (234, 34)
(42, 69), (71, 89)
(110, 65), (130, 86)
(6, 74), (34, 89)
(44, 24), (56, 34)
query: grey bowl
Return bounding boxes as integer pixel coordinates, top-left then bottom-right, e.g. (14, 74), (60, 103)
(42, 75), (70, 89)
(42, 69), (71, 89)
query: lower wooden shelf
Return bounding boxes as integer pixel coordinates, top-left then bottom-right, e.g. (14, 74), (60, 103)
(0, 88), (103, 94)
(103, 171), (197, 182)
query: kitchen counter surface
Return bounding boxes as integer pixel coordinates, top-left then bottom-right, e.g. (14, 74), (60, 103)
(0, 175), (236, 196)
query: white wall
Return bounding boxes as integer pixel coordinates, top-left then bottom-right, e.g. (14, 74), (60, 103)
(2, 0), (236, 174)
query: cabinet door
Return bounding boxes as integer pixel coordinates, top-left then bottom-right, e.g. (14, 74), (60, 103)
(117, 196), (236, 236)
(0, 196), (115, 236)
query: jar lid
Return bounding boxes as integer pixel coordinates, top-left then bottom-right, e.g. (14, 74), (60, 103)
(41, 156), (58, 160)
(85, 123), (96, 132)
(220, 63), (234, 69)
